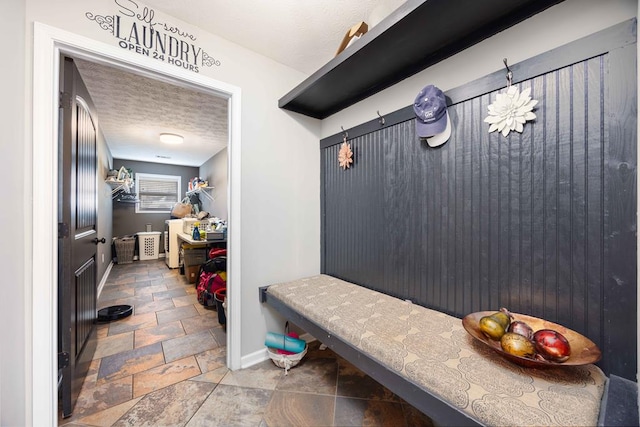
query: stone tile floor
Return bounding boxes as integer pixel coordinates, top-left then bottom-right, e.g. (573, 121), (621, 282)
(59, 259), (434, 427)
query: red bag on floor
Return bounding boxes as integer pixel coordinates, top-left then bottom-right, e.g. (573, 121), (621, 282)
(195, 256), (227, 289)
(196, 251), (227, 308)
(197, 273), (226, 308)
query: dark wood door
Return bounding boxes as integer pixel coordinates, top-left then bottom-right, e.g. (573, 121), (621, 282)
(58, 57), (99, 418)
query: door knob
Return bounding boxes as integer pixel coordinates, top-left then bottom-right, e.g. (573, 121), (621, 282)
(93, 237), (106, 244)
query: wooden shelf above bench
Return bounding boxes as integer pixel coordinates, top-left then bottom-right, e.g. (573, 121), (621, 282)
(278, 0), (564, 119)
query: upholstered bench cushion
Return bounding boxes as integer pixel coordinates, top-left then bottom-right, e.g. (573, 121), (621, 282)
(267, 274), (607, 426)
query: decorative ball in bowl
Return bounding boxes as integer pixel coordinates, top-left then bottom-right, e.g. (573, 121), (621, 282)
(462, 310), (601, 368)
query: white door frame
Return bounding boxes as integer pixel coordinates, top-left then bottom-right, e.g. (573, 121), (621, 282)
(32, 22), (242, 426)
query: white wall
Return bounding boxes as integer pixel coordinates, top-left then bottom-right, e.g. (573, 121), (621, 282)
(199, 148), (228, 219)
(0, 2), (27, 426)
(322, 0), (638, 138)
(96, 128), (114, 284)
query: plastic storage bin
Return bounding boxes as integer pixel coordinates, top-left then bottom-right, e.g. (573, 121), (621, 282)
(114, 236), (136, 264)
(183, 247), (207, 266)
(137, 231), (161, 260)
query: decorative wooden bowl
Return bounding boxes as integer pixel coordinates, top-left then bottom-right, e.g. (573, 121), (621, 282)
(462, 311), (602, 368)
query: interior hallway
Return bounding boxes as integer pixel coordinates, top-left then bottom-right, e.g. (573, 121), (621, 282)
(58, 259), (434, 426)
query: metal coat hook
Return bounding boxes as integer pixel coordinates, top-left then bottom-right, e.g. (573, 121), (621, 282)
(341, 126), (348, 140)
(503, 58), (513, 87)
(377, 110), (385, 126)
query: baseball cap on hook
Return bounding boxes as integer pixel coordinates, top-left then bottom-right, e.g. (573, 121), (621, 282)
(413, 84), (451, 147)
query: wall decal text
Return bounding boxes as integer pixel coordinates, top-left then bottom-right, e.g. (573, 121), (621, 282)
(86, 0), (221, 73)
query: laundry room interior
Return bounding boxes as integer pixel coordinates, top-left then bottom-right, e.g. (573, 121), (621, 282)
(75, 55), (231, 317)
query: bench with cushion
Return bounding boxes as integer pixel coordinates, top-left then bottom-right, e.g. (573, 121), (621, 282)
(261, 274), (610, 426)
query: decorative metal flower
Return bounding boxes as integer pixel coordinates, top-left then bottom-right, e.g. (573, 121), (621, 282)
(338, 141), (353, 169)
(484, 86), (538, 137)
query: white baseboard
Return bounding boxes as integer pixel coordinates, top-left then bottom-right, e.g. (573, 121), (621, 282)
(97, 261), (114, 299)
(133, 253), (165, 261)
(240, 347), (269, 369)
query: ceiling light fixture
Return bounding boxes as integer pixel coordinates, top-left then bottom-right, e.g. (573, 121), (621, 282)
(160, 133), (184, 144)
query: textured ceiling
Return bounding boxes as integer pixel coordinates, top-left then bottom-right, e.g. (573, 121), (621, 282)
(74, 1), (405, 167)
(75, 58), (228, 167)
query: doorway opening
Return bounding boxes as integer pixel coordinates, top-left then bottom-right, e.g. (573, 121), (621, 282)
(33, 22), (242, 426)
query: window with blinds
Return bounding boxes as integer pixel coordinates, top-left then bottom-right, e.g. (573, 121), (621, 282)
(135, 173), (182, 213)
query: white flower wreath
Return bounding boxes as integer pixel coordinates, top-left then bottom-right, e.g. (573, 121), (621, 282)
(484, 85), (538, 137)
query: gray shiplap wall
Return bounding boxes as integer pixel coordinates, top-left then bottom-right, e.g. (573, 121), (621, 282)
(321, 20), (637, 380)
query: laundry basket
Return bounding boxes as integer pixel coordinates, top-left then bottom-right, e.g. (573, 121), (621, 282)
(137, 231), (161, 260)
(114, 236), (136, 264)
